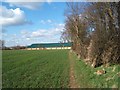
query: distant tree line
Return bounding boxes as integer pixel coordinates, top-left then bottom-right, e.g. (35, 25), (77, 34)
(0, 40), (26, 50)
(61, 2), (120, 67)
(10, 46), (27, 50)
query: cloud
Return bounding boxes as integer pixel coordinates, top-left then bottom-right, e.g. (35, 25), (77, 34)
(30, 24), (64, 38)
(58, 23), (64, 27)
(46, 0), (53, 4)
(4, 23), (64, 46)
(40, 20), (45, 24)
(40, 19), (52, 24)
(47, 19), (52, 23)
(21, 23), (64, 38)
(0, 6), (31, 27)
(9, 2), (42, 10)
(21, 23), (64, 42)
(31, 29), (47, 37)
(2, 0), (45, 10)
(2, 0), (53, 3)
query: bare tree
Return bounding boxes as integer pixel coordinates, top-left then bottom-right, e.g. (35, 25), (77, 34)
(61, 2), (120, 67)
(0, 40), (5, 50)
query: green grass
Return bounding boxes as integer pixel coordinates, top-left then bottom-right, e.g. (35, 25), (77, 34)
(2, 50), (70, 88)
(2, 49), (120, 88)
(69, 51), (120, 88)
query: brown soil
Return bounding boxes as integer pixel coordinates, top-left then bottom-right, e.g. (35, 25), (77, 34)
(69, 52), (80, 88)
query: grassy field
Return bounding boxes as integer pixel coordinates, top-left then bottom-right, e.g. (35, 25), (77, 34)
(69, 51), (120, 88)
(2, 50), (70, 88)
(2, 50), (120, 88)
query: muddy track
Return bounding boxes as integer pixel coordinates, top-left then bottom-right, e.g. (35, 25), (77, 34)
(69, 51), (80, 88)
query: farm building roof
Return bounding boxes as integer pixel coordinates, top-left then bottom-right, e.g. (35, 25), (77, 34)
(27, 42), (72, 48)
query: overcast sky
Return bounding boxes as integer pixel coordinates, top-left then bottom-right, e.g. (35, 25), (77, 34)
(1, 1), (67, 47)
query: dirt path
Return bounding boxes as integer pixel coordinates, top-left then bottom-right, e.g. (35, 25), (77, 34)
(69, 51), (80, 88)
